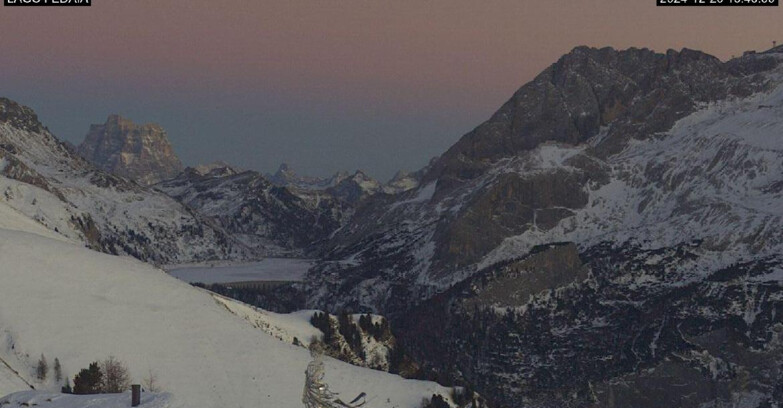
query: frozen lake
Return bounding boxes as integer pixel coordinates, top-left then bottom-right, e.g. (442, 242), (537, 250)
(167, 258), (313, 284)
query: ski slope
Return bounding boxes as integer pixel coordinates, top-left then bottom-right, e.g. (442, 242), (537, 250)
(0, 360), (31, 398)
(0, 200), (452, 408)
(0, 391), (172, 408)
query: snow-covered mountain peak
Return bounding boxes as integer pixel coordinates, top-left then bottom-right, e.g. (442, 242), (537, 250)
(0, 98), (46, 134)
(190, 160), (240, 178)
(268, 163), (347, 190)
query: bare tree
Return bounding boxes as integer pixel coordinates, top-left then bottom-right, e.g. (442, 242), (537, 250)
(101, 356), (130, 393)
(302, 341), (365, 408)
(143, 369), (162, 393)
(303, 342), (338, 408)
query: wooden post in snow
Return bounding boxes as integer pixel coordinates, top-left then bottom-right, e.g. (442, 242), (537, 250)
(132, 384), (141, 407)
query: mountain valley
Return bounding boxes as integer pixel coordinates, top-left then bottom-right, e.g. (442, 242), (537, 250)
(2, 44), (783, 408)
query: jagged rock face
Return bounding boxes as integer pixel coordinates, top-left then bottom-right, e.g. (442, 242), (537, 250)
(192, 161), (240, 178)
(433, 170), (591, 270)
(327, 170), (383, 204)
(156, 168), (351, 256)
(306, 47), (783, 406)
(429, 47), (761, 185)
(0, 98), (46, 134)
(77, 115), (183, 185)
(385, 170), (420, 194)
(268, 163), (347, 190)
(0, 99), (251, 265)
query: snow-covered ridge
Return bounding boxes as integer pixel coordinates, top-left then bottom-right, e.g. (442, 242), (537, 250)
(213, 296), (322, 347)
(0, 102), (250, 264)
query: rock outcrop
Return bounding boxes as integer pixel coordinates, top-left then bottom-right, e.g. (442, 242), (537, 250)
(77, 115), (183, 185)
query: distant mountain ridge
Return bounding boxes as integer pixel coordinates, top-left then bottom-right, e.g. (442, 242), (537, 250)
(155, 166), (351, 257)
(267, 162), (348, 190)
(269, 163), (421, 200)
(153, 162), (422, 256)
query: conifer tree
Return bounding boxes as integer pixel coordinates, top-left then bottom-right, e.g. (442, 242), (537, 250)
(61, 378), (72, 394)
(73, 362), (102, 395)
(53, 358), (63, 383)
(36, 354), (48, 381)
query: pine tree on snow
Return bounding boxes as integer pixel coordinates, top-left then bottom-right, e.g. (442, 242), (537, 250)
(36, 354), (48, 381)
(73, 362), (103, 395)
(53, 357), (63, 383)
(61, 378), (72, 394)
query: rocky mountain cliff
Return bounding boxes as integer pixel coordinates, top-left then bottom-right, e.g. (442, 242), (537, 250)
(0, 98), (250, 264)
(77, 114), (183, 185)
(305, 46), (783, 407)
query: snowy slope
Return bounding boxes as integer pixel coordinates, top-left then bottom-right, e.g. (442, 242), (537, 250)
(0, 391), (172, 408)
(167, 258), (312, 284)
(0, 202), (453, 408)
(213, 296), (322, 347)
(213, 298), (399, 372)
(0, 361), (31, 398)
(0, 201), (69, 243)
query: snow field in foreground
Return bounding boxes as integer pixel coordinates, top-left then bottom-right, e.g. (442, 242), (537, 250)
(0, 201), (453, 408)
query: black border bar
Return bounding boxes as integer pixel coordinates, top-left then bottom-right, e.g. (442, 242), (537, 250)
(4, 0), (90, 6)
(658, 0), (778, 5)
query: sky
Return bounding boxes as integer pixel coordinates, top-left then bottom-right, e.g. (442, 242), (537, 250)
(1, 1), (781, 181)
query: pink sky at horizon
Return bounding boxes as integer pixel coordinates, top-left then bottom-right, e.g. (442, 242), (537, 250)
(1, 1), (781, 179)
(4, 1), (781, 110)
